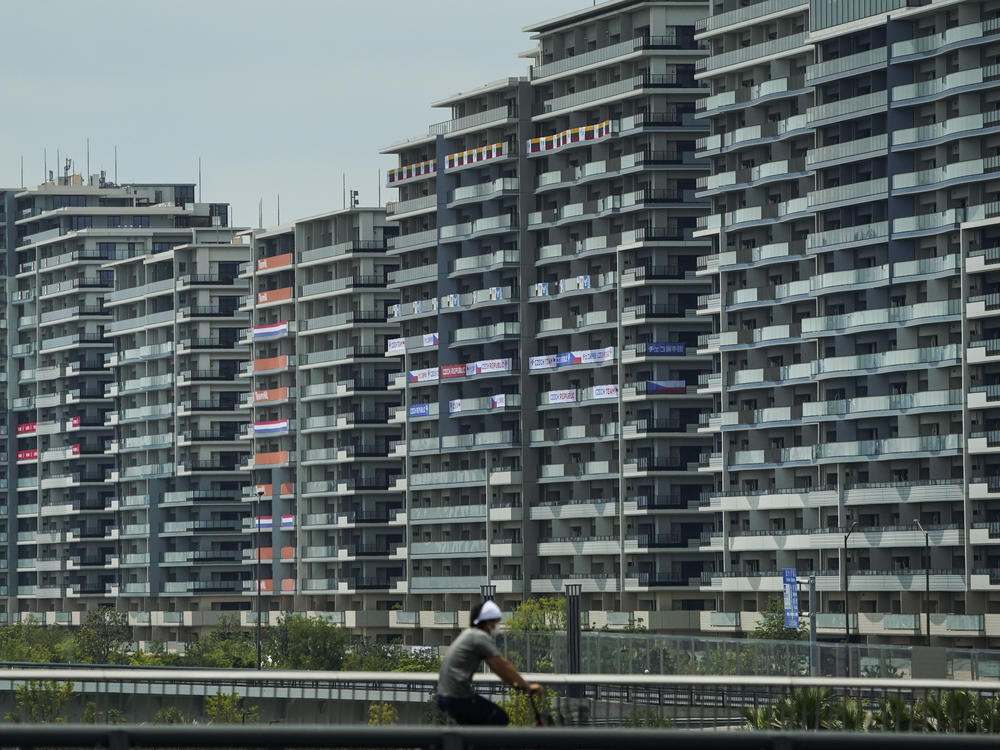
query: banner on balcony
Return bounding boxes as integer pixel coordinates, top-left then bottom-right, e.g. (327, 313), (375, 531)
(386, 159), (436, 186)
(441, 364), (466, 379)
(529, 354), (558, 371)
(467, 358), (511, 376)
(253, 322), (288, 340)
(422, 332), (439, 347)
(490, 394), (506, 409)
(526, 119), (615, 154)
(387, 337), (407, 354)
(254, 387), (288, 403)
(280, 514), (294, 529)
(409, 403), (430, 417)
(70, 416), (81, 427)
(646, 342), (686, 356)
(449, 399), (463, 414)
(71, 444), (80, 455)
(533, 282), (549, 297)
(577, 275), (591, 290)
(647, 380), (687, 394)
(254, 419), (289, 436)
(16, 422), (36, 435)
(593, 385), (619, 400)
(555, 347), (615, 368)
(16, 449), (37, 462)
(389, 303), (401, 319)
(444, 142), (505, 171)
(546, 389), (578, 404)
(442, 293), (461, 308)
(408, 367), (439, 383)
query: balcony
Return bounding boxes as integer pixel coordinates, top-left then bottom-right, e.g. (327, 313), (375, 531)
(532, 34), (685, 80)
(893, 65), (1000, 103)
(807, 90), (887, 125)
(429, 104), (515, 136)
(542, 73), (695, 115)
(802, 299), (960, 336)
(697, 0), (807, 34)
(698, 32), (807, 74)
(806, 47), (886, 84)
(893, 18), (1000, 58)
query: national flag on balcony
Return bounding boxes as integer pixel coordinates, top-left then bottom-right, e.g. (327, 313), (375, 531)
(254, 419), (288, 436)
(422, 332), (439, 347)
(253, 322), (289, 340)
(647, 380), (687, 394)
(255, 516), (273, 530)
(16, 422), (36, 435)
(444, 142), (504, 170)
(527, 119), (615, 154)
(490, 394), (506, 409)
(386, 159), (436, 186)
(71, 444), (80, 455)
(280, 515), (294, 529)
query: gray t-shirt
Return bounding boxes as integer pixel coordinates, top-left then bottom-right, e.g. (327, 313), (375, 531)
(437, 627), (501, 698)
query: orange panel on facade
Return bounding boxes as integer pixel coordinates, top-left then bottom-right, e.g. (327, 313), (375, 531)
(257, 253), (293, 271)
(255, 450), (289, 466)
(258, 547), (274, 561)
(252, 482), (294, 498)
(256, 579), (274, 592)
(280, 578), (295, 592)
(253, 356), (288, 373)
(254, 386), (289, 404)
(280, 546), (295, 560)
(257, 286), (293, 305)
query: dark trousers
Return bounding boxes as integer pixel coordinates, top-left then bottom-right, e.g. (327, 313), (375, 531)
(437, 694), (509, 726)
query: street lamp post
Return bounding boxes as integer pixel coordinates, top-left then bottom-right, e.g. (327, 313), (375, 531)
(255, 488), (264, 670)
(913, 519), (931, 647)
(843, 521), (859, 645)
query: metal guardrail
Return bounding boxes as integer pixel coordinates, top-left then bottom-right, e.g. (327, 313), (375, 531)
(2, 670), (1000, 731)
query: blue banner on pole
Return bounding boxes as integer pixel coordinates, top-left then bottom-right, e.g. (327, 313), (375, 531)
(782, 568), (799, 628)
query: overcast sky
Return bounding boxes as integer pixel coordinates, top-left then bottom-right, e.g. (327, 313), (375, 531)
(0, 0), (587, 227)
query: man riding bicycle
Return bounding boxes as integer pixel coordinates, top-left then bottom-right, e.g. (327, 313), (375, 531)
(436, 600), (543, 725)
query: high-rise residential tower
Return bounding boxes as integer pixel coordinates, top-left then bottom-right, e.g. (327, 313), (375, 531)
(696, 0), (1000, 644)
(243, 208), (402, 632)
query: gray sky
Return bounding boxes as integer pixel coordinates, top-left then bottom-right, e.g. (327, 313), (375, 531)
(0, 0), (586, 226)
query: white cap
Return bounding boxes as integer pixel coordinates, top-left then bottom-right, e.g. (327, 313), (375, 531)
(473, 600), (503, 624)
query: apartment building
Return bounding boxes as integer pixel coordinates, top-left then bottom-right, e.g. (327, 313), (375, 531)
(243, 208), (402, 631)
(695, 0), (1000, 644)
(382, 0), (716, 639)
(9, 176), (241, 635)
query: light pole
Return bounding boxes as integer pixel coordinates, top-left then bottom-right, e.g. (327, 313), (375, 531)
(913, 519), (930, 647)
(255, 487), (263, 670)
(843, 521), (858, 645)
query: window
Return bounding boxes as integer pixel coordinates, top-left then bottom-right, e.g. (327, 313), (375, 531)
(71, 216), (92, 230)
(107, 216), (122, 228)
(131, 216), (150, 228)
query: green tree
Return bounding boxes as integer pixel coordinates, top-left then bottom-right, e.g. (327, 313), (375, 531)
(5, 680), (75, 723)
(264, 614), (347, 670)
(183, 614), (256, 668)
(624, 707), (673, 728)
(393, 648), (441, 673)
(499, 687), (558, 727)
(343, 638), (406, 671)
(751, 597), (807, 641)
(83, 701), (126, 724)
(76, 608), (133, 664)
(0, 620), (71, 663)
(204, 691), (258, 724)
(367, 701), (399, 725)
(152, 706), (191, 724)
(504, 597), (567, 632)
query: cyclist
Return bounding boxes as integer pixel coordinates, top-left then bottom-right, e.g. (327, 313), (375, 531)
(436, 600), (543, 725)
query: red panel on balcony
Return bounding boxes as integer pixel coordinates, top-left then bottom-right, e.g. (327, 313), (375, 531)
(257, 253), (293, 271)
(253, 356), (289, 374)
(280, 546), (295, 560)
(257, 286), (293, 305)
(280, 578), (295, 592)
(255, 450), (289, 466)
(254, 386), (289, 404)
